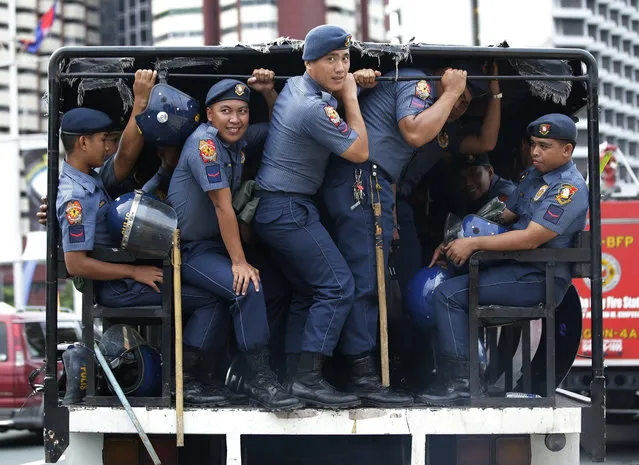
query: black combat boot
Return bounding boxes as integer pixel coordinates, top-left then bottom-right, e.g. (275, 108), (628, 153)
(290, 352), (361, 409)
(280, 353), (300, 390)
(61, 344), (92, 405)
(415, 358), (483, 406)
(200, 351), (248, 405)
(183, 347), (229, 406)
(244, 347), (304, 411)
(344, 353), (413, 407)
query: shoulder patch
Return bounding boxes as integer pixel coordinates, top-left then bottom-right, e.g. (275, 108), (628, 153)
(205, 164), (222, 184)
(415, 80), (431, 100)
(556, 183), (578, 205)
(68, 224), (86, 243)
(543, 204), (564, 224)
(65, 200), (83, 225)
(533, 184), (548, 201)
(323, 105), (342, 127)
(199, 139), (217, 163)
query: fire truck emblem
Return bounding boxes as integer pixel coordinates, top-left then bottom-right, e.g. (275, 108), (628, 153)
(533, 184), (548, 201)
(415, 80), (431, 100)
(199, 139), (217, 163)
(556, 183), (578, 205)
(584, 252), (621, 293)
(324, 105), (342, 127)
(538, 123), (551, 136)
(65, 200), (83, 224)
(437, 130), (449, 149)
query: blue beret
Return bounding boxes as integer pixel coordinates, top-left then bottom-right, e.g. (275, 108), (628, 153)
(135, 83), (201, 147)
(205, 79), (250, 107)
(527, 113), (577, 143)
(463, 153), (491, 167)
(302, 24), (352, 61)
(61, 108), (113, 135)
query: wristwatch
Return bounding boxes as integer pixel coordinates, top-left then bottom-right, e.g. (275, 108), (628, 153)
(492, 92), (503, 100)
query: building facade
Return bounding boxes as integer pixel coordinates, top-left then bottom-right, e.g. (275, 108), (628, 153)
(388, 0), (639, 189)
(153, 0), (388, 47)
(100, 0), (153, 46)
(0, 0), (101, 134)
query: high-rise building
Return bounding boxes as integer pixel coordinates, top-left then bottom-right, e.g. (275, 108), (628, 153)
(387, 0), (639, 188)
(100, 0), (153, 46)
(152, 0), (388, 47)
(0, 0), (101, 134)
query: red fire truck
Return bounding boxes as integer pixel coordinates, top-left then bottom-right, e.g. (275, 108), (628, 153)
(565, 144), (639, 421)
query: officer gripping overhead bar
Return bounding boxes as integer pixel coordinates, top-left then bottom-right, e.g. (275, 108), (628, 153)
(166, 72), (303, 411)
(420, 113), (588, 406)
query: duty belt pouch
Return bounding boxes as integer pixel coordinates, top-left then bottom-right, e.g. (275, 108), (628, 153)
(233, 180), (260, 224)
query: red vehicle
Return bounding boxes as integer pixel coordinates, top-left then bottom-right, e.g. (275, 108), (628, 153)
(564, 145), (639, 420)
(0, 304), (81, 433)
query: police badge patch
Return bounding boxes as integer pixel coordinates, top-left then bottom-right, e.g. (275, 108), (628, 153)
(539, 123), (551, 136)
(415, 80), (431, 100)
(65, 200), (83, 224)
(437, 130), (449, 149)
(556, 183), (578, 205)
(324, 105), (342, 127)
(533, 184), (549, 201)
(199, 139), (217, 163)
(235, 84), (246, 96)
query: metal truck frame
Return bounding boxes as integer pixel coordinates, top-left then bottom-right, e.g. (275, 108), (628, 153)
(43, 43), (606, 465)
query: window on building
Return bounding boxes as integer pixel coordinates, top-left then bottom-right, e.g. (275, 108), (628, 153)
(633, 20), (639, 32)
(603, 82), (612, 97)
(141, 29), (148, 43)
(605, 109), (614, 124)
(625, 66), (633, 79)
(129, 0), (135, 8)
(613, 61), (622, 74)
(615, 87), (623, 101)
(560, 0), (582, 6)
(598, 4), (607, 17)
(636, 94), (639, 106)
(622, 15), (629, 28)
(626, 90), (634, 104)
(140, 9), (147, 23)
(130, 32), (136, 44)
(629, 142), (637, 157)
(628, 117), (635, 130)
(611, 10), (619, 25)
(586, 0), (595, 11)
(602, 56), (611, 70)
(130, 12), (136, 26)
(558, 18), (584, 35)
(600, 30), (609, 44)
(635, 69), (639, 81)
(623, 40), (631, 53)
(612, 35), (620, 50)
(616, 113), (625, 127)
(118, 0), (124, 10)
(588, 24), (597, 39)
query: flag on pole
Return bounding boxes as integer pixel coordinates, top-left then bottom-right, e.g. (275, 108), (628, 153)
(18, 1), (57, 54)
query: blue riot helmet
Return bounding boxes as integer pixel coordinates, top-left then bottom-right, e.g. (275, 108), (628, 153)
(405, 265), (454, 329)
(461, 214), (509, 238)
(99, 324), (162, 397)
(108, 190), (177, 257)
(135, 83), (201, 147)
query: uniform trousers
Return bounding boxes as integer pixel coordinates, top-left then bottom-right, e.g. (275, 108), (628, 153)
(180, 240), (270, 352)
(97, 278), (223, 351)
(321, 157), (394, 355)
(253, 191), (355, 356)
(432, 264), (570, 360)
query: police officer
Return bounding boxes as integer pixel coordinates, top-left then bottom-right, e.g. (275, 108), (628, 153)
(56, 107), (229, 406)
(459, 153), (516, 213)
(391, 63), (502, 300)
(419, 113), (588, 405)
(252, 24), (369, 409)
(167, 73), (303, 411)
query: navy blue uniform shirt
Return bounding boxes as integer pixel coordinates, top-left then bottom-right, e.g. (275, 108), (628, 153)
(256, 72), (358, 195)
(361, 68), (435, 182)
(168, 122), (268, 242)
(506, 160), (588, 281)
(57, 162), (116, 252)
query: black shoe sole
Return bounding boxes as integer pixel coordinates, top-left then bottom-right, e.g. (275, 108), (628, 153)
(295, 396), (361, 409)
(414, 397), (466, 407)
(184, 399), (231, 407)
(248, 399), (305, 412)
(358, 398), (414, 408)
